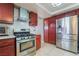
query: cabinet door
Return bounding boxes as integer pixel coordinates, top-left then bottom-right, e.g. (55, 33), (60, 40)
(48, 21), (56, 44)
(29, 12), (37, 26)
(65, 11), (76, 17)
(0, 39), (15, 47)
(0, 39), (16, 56)
(0, 46), (15, 56)
(76, 9), (79, 15)
(0, 6), (2, 20)
(36, 35), (41, 50)
(0, 3), (14, 23)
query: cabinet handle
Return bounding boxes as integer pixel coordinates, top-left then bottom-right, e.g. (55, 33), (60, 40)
(0, 45), (13, 48)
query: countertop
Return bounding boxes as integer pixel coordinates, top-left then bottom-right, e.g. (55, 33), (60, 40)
(0, 35), (16, 39)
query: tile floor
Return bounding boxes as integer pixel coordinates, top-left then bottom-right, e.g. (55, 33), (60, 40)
(36, 43), (79, 56)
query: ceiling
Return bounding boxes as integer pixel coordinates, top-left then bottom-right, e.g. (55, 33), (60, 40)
(14, 3), (79, 19)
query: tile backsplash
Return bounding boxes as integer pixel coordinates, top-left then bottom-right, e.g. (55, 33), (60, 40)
(13, 20), (30, 32)
(0, 18), (30, 35)
(30, 26), (37, 34)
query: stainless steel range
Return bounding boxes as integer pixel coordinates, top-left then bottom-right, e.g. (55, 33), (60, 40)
(14, 31), (36, 56)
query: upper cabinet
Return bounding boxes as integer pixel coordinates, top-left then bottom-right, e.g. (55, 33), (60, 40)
(29, 11), (37, 26)
(0, 3), (14, 24)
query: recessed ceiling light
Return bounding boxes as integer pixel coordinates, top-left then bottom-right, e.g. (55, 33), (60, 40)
(51, 3), (62, 7)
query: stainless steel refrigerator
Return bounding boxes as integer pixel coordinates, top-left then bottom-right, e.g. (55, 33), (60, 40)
(56, 15), (79, 53)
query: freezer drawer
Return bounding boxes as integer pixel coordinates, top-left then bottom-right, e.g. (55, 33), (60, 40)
(56, 39), (62, 48)
(61, 39), (78, 53)
(70, 35), (78, 41)
(61, 35), (78, 41)
(69, 40), (78, 53)
(62, 40), (70, 50)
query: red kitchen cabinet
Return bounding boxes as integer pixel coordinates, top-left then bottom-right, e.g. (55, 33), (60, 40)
(48, 20), (56, 44)
(0, 3), (14, 24)
(0, 46), (15, 56)
(76, 9), (79, 15)
(44, 18), (56, 44)
(0, 38), (16, 56)
(29, 11), (37, 26)
(65, 10), (76, 17)
(36, 35), (41, 50)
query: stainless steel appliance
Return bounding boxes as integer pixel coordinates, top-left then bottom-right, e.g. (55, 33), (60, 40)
(19, 8), (29, 22)
(14, 32), (36, 56)
(0, 26), (8, 36)
(56, 15), (79, 53)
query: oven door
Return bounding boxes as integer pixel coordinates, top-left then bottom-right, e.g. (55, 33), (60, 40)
(16, 39), (36, 56)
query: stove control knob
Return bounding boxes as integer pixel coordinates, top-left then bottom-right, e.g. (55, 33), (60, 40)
(23, 38), (25, 39)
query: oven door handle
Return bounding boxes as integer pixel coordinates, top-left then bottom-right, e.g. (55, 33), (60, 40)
(17, 39), (34, 43)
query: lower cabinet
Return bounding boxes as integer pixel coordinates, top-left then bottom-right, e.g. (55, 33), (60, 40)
(0, 46), (15, 56)
(36, 35), (41, 50)
(44, 19), (56, 44)
(0, 38), (16, 56)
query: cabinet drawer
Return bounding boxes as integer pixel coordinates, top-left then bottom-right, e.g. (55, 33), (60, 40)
(36, 35), (41, 50)
(0, 39), (15, 47)
(0, 46), (15, 56)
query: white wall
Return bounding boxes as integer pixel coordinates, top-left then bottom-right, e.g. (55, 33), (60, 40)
(36, 18), (44, 43)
